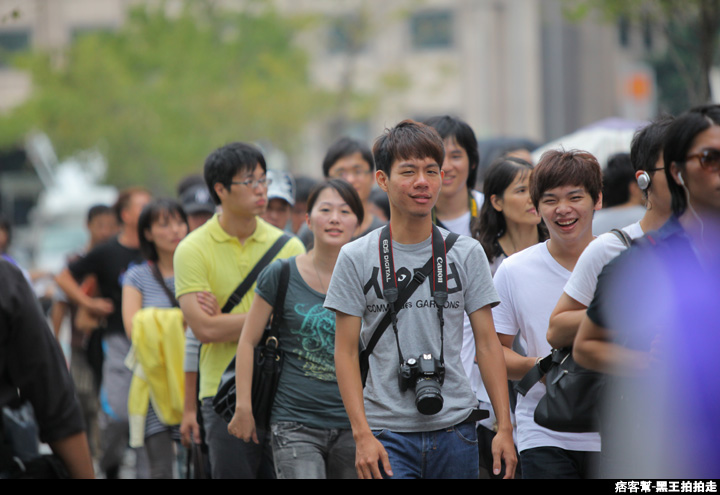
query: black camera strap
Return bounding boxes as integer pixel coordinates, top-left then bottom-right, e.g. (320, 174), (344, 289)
(359, 226), (458, 386)
(377, 224), (454, 367)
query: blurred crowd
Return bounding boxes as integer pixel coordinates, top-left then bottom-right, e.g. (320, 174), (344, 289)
(0, 105), (718, 480)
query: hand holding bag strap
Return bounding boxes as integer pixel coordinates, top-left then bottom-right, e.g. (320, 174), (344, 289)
(221, 233), (292, 314)
(516, 353), (554, 396)
(359, 231), (459, 386)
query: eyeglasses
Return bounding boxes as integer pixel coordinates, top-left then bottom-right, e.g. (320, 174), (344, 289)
(685, 148), (720, 173)
(329, 168), (372, 180)
(230, 177), (272, 189)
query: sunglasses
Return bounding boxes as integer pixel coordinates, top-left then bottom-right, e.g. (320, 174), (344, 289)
(685, 148), (720, 173)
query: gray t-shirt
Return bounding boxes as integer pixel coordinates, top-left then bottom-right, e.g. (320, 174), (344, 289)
(324, 227), (499, 433)
(256, 257), (350, 430)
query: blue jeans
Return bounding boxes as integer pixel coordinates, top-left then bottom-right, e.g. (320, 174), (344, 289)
(373, 422), (479, 479)
(520, 446), (599, 479)
(270, 422), (356, 479)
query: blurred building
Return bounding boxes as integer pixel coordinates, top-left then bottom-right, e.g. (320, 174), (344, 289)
(0, 0), (658, 177)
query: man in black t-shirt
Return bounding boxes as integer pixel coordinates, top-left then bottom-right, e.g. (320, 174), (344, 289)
(1, 260), (94, 479)
(55, 187), (151, 479)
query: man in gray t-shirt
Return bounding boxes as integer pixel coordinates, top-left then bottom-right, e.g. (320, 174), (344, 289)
(325, 120), (516, 480)
(325, 228), (497, 432)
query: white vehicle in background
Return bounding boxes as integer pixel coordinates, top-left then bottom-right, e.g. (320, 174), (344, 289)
(19, 132), (117, 295)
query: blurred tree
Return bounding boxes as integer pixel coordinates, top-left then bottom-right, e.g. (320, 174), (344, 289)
(563, 0), (720, 109)
(0, 2), (336, 191)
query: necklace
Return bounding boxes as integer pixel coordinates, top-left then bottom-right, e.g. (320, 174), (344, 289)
(312, 253), (326, 294)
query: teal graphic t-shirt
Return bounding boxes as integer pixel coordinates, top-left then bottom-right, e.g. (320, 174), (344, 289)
(255, 257), (350, 429)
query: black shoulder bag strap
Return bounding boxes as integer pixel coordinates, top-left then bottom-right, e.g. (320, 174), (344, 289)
(360, 225), (459, 386)
(609, 228), (633, 248)
(267, 258), (291, 340)
(221, 233), (292, 314)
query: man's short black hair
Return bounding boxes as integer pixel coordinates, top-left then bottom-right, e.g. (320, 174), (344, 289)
(423, 115), (480, 189)
(86, 204), (113, 224)
(373, 120), (445, 176)
(602, 153), (635, 208)
(204, 142), (267, 205)
(322, 137), (375, 178)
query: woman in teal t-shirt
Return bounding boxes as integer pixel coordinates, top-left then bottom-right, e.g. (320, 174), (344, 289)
(228, 179), (364, 479)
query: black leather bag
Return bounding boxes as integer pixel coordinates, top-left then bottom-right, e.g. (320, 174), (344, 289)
(517, 347), (604, 433)
(213, 259), (290, 428)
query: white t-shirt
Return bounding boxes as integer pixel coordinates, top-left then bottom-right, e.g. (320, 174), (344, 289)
(493, 241), (602, 453)
(438, 190), (485, 237)
(564, 222), (644, 307)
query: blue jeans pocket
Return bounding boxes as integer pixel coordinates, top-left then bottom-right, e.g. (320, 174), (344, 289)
(450, 422), (479, 446)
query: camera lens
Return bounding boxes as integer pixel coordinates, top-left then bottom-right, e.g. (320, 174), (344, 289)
(415, 377), (444, 415)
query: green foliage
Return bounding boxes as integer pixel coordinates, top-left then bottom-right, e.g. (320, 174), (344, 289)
(561, 0), (720, 110)
(0, 3), (336, 192)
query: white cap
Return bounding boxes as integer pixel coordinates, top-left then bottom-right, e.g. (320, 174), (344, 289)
(266, 170), (295, 206)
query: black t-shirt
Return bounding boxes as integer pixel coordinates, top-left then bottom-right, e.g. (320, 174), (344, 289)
(68, 236), (143, 336)
(0, 260), (85, 444)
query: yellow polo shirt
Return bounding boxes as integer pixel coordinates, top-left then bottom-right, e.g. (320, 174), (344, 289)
(174, 214), (305, 400)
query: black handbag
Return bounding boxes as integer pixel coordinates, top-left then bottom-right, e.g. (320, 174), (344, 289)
(516, 347), (604, 433)
(213, 259), (290, 429)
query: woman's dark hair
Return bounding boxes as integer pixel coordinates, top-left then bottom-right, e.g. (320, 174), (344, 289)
(306, 178), (364, 228)
(662, 104), (720, 216)
(472, 156), (547, 263)
(137, 199), (188, 262)
(322, 137), (375, 178)
(423, 115), (480, 189)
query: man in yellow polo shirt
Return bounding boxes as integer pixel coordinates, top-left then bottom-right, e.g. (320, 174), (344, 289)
(174, 142), (305, 479)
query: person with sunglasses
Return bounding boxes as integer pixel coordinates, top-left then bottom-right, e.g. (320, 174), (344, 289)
(174, 142), (305, 479)
(574, 104), (720, 478)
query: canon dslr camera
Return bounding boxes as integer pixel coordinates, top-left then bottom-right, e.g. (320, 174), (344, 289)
(398, 353), (446, 415)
